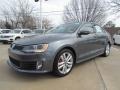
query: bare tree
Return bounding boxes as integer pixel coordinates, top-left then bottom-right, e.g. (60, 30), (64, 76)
(0, 20), (6, 29)
(64, 0), (106, 25)
(1, 8), (13, 29)
(110, 0), (120, 13)
(23, 16), (36, 29)
(1, 0), (53, 29)
(42, 18), (53, 30)
(17, 0), (36, 29)
(104, 21), (115, 28)
(1, 0), (36, 29)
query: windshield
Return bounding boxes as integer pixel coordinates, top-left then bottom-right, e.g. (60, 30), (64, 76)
(13, 30), (21, 34)
(47, 23), (80, 34)
(34, 30), (44, 34)
(1, 30), (11, 34)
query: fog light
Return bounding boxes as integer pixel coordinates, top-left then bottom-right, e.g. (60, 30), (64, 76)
(36, 61), (42, 70)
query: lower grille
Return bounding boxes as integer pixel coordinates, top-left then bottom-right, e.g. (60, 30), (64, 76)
(9, 57), (37, 70)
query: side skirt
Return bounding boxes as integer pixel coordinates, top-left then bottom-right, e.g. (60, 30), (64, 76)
(76, 49), (104, 64)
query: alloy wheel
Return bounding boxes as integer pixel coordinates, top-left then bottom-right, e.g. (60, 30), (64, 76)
(105, 44), (110, 56)
(57, 52), (74, 75)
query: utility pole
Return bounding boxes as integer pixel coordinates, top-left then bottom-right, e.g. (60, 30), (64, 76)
(40, 0), (42, 29)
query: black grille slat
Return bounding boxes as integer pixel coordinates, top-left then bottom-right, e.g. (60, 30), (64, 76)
(9, 57), (37, 70)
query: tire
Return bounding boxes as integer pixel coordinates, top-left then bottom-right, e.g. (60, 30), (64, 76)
(113, 39), (117, 45)
(53, 49), (75, 77)
(3, 41), (8, 44)
(102, 43), (111, 57)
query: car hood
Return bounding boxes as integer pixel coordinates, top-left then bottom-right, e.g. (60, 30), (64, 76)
(0, 33), (18, 36)
(14, 33), (73, 45)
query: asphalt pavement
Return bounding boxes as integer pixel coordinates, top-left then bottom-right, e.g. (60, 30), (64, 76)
(0, 44), (120, 90)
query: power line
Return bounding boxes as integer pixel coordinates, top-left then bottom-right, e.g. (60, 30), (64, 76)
(0, 7), (111, 15)
(0, 7), (117, 21)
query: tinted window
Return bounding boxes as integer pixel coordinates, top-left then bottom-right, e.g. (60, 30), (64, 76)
(1, 30), (11, 33)
(94, 26), (103, 33)
(13, 30), (21, 34)
(22, 30), (31, 34)
(80, 26), (94, 33)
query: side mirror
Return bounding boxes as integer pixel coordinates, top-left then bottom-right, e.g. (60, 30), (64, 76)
(78, 31), (90, 36)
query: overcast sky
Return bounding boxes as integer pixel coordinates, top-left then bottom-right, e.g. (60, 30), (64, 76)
(0, 0), (120, 26)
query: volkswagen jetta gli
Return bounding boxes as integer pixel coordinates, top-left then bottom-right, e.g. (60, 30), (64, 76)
(8, 22), (112, 77)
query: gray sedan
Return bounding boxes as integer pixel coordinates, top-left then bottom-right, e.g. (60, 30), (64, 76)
(8, 22), (112, 77)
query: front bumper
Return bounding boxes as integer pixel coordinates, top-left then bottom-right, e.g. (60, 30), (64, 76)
(7, 60), (48, 73)
(0, 38), (14, 42)
(8, 48), (54, 73)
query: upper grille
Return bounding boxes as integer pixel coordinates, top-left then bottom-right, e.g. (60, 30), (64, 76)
(12, 44), (24, 51)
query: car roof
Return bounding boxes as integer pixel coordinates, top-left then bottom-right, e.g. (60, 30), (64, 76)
(65, 21), (95, 24)
(14, 28), (30, 30)
(34, 29), (44, 31)
(14, 29), (30, 30)
(0, 29), (11, 30)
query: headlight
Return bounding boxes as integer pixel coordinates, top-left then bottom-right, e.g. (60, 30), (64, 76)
(7, 36), (14, 38)
(22, 44), (48, 53)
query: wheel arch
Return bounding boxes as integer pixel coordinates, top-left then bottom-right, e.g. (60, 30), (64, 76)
(52, 46), (77, 76)
(15, 36), (21, 39)
(54, 46), (77, 64)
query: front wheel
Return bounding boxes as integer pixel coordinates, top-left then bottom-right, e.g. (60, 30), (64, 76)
(102, 43), (111, 57)
(53, 49), (75, 77)
(3, 41), (8, 44)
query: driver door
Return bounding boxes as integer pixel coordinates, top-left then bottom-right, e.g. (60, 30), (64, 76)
(76, 24), (98, 61)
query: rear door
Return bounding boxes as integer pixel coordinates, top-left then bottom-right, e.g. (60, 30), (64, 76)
(94, 25), (107, 51)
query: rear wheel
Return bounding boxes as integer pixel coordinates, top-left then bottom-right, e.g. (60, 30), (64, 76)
(102, 43), (110, 57)
(53, 49), (75, 77)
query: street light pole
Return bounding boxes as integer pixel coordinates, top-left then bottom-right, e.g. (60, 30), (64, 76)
(35, 0), (48, 29)
(40, 0), (42, 29)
